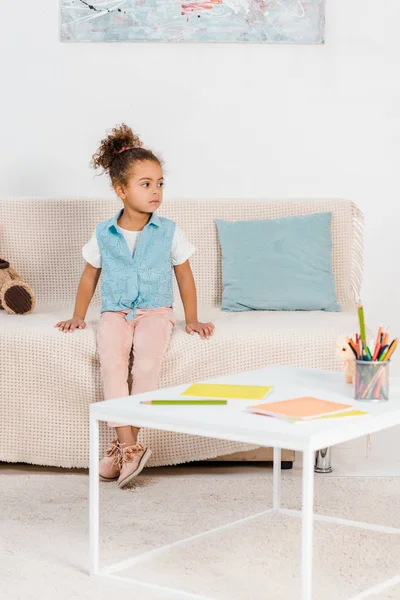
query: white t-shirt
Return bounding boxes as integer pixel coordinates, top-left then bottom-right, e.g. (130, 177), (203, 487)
(82, 224), (195, 269)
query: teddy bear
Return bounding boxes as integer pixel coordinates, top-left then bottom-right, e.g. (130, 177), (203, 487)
(0, 258), (35, 315)
(335, 335), (356, 384)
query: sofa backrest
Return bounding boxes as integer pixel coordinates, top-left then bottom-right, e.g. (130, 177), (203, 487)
(0, 198), (363, 309)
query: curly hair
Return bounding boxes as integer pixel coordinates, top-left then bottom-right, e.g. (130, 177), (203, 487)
(91, 123), (161, 186)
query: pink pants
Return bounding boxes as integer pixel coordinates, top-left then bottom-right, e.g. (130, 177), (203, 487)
(96, 307), (176, 427)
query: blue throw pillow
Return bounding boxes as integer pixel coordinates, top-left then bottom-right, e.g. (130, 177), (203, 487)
(216, 212), (340, 312)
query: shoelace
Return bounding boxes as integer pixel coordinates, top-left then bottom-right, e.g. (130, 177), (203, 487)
(122, 442), (145, 464)
(105, 440), (145, 468)
(106, 439), (124, 468)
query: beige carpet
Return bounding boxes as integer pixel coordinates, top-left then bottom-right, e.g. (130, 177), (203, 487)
(1, 471), (400, 600)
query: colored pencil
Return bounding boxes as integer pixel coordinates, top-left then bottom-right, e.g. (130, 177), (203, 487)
(141, 399), (228, 405)
(348, 338), (359, 358)
(381, 339), (399, 362)
(357, 299), (367, 343)
(375, 324), (383, 351)
(378, 345), (389, 361)
(383, 329), (390, 347)
(372, 344), (382, 362)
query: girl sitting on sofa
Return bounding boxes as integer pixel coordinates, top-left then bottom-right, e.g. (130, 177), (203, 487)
(55, 123), (215, 489)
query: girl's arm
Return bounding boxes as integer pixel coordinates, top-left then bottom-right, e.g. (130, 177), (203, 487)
(174, 260), (215, 340)
(55, 263), (101, 332)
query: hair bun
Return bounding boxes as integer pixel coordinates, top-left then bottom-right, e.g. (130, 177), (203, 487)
(91, 123), (143, 172)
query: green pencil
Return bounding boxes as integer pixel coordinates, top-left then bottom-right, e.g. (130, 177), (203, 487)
(357, 298), (367, 343)
(141, 399), (228, 405)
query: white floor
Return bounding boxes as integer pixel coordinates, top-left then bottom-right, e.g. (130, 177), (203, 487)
(1, 428), (399, 600)
(324, 424), (400, 477)
(2, 425), (399, 478)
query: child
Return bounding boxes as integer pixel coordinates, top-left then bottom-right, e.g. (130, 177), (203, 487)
(55, 124), (215, 489)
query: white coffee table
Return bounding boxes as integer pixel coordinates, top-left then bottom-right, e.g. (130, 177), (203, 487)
(89, 366), (400, 600)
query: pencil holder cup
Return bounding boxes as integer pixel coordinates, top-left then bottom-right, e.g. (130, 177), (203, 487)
(355, 360), (390, 402)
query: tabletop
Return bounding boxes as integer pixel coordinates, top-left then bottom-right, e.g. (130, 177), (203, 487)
(90, 366), (400, 452)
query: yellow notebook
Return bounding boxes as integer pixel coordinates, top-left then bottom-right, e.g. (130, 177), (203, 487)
(182, 383), (273, 401)
(287, 409), (369, 423)
(313, 409), (368, 420)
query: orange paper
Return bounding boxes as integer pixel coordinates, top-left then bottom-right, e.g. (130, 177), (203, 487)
(247, 396), (353, 420)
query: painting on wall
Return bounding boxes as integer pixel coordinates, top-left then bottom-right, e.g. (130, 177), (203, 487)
(61, 0), (325, 44)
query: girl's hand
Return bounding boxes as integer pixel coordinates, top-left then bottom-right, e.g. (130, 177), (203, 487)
(186, 321), (215, 340)
(55, 317), (86, 333)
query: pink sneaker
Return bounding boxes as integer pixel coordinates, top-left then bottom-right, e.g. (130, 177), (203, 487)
(99, 439), (123, 482)
(117, 442), (152, 489)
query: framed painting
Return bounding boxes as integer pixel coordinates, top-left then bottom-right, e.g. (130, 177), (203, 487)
(61, 0), (325, 44)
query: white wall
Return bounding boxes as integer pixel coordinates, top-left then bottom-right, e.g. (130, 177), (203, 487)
(1, 0), (400, 371)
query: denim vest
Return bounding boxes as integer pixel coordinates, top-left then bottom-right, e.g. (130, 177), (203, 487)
(96, 209), (176, 322)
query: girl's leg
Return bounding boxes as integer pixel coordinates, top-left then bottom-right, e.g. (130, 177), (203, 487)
(131, 308), (176, 409)
(110, 308), (175, 488)
(96, 310), (136, 446)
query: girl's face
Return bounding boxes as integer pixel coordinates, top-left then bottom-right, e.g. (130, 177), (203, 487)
(115, 160), (164, 214)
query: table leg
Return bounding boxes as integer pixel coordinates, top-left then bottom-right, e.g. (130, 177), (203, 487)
(301, 448), (315, 600)
(273, 447), (281, 510)
(89, 416), (100, 575)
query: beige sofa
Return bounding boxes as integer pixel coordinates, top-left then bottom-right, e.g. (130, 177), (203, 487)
(0, 198), (362, 468)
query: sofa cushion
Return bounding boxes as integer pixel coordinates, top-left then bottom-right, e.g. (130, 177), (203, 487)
(0, 303), (356, 467)
(216, 213), (340, 312)
(169, 305), (355, 380)
(0, 301), (355, 375)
